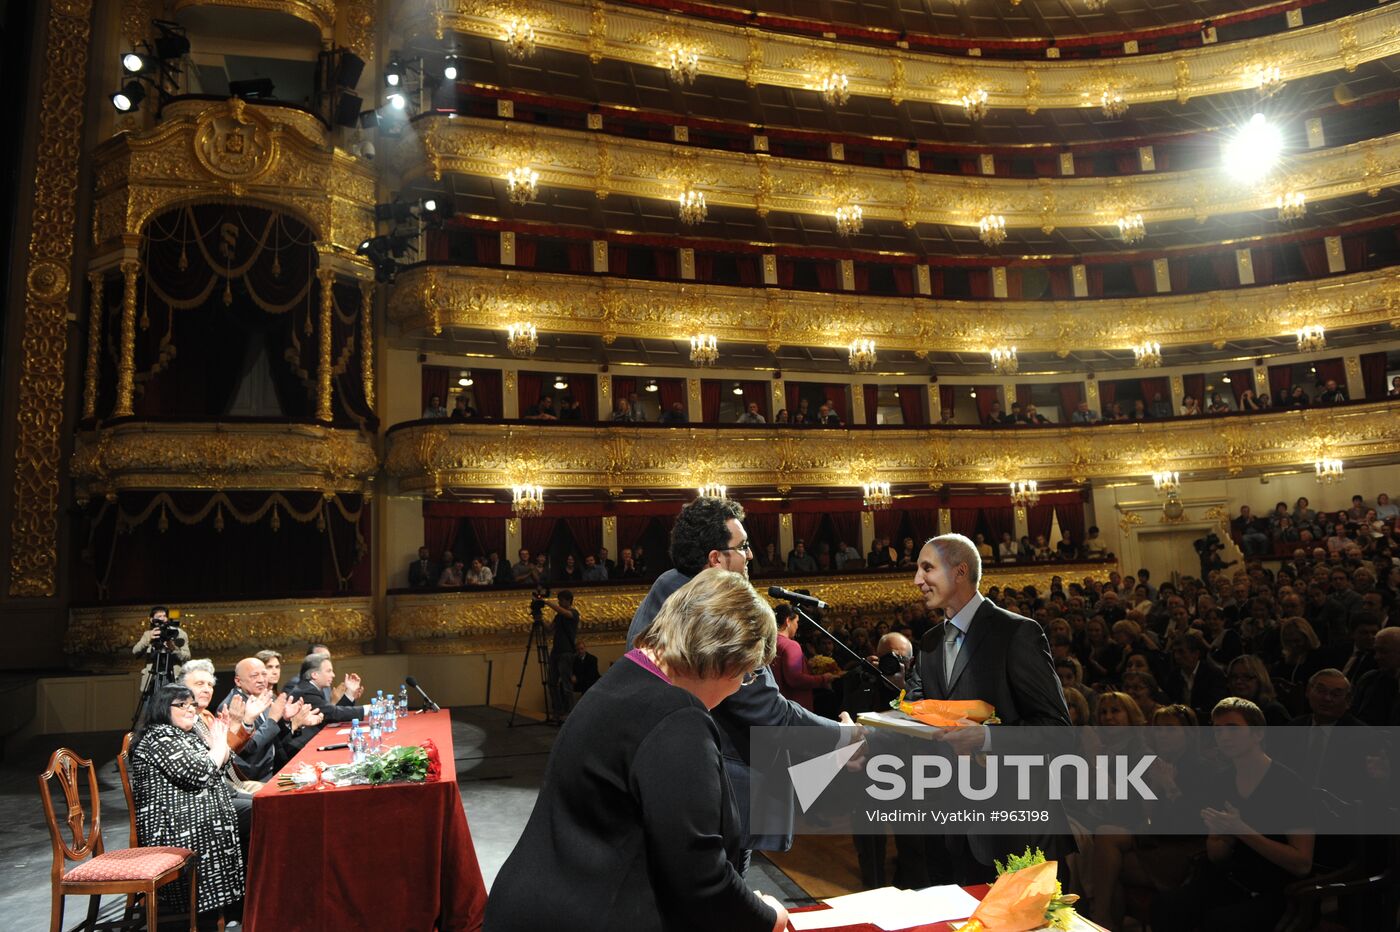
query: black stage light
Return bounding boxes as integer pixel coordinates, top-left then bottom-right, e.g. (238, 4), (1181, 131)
(121, 52), (152, 74)
(334, 91), (363, 127)
(384, 56), (403, 88)
(228, 77), (275, 100)
(442, 55), (461, 81)
(374, 202), (415, 222)
(334, 50), (366, 89)
(111, 80), (146, 112)
(422, 198), (455, 222)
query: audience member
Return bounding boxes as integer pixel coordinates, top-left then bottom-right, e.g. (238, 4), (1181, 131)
(787, 541), (817, 574)
(408, 546), (439, 588)
(422, 395), (448, 418)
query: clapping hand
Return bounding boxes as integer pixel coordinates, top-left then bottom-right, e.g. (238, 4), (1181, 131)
(291, 703), (323, 731)
(342, 672), (363, 701)
(1201, 802), (1249, 836)
(244, 690), (273, 722)
(268, 691), (289, 723)
(226, 694), (246, 724)
(209, 710), (231, 747)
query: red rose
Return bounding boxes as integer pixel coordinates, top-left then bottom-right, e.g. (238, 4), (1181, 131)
(422, 739), (441, 783)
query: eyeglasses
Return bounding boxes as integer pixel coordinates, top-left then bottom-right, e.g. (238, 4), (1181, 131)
(171, 701), (198, 712)
(719, 541), (753, 554)
(741, 669), (761, 686)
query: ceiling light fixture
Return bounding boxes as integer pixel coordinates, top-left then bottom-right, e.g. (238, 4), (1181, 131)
(1133, 341), (1162, 368)
(1099, 89), (1127, 118)
(1223, 113), (1283, 181)
(1296, 325), (1325, 353)
(989, 346), (1018, 374)
(457, 369), (474, 387)
(848, 339), (877, 371)
(1277, 191), (1307, 222)
(505, 166), (539, 205)
(961, 88), (989, 120)
(698, 482), (727, 499)
(1314, 458), (1343, 483)
(689, 334), (718, 366)
(1251, 64), (1285, 98)
(834, 203), (863, 236)
(678, 186), (707, 225)
(503, 19), (537, 59)
(819, 71), (850, 106)
(1010, 480), (1040, 507)
(511, 484), (544, 517)
(667, 46), (700, 85)
(862, 481), (892, 510)
(506, 322), (539, 357)
(977, 214), (1007, 247)
(1117, 213), (1146, 244)
(553, 375), (569, 390)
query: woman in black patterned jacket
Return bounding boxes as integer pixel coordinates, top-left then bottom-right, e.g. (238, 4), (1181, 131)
(130, 683), (244, 918)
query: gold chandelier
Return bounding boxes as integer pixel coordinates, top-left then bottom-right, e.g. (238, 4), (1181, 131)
(977, 214), (1007, 247)
(961, 88), (989, 120)
(1151, 471), (1180, 494)
(506, 322), (539, 357)
(697, 482), (727, 499)
(505, 166), (539, 205)
(1314, 458), (1344, 484)
(848, 338), (877, 371)
(834, 203), (863, 236)
(1099, 90), (1127, 118)
(511, 484), (544, 517)
(819, 71), (850, 106)
(689, 333), (718, 366)
(862, 481), (892, 510)
(1277, 191), (1307, 222)
(1133, 341), (1162, 368)
(1009, 480), (1039, 507)
(667, 46), (700, 85)
(1296, 325), (1325, 353)
(1253, 65), (1285, 98)
(502, 19), (536, 59)
(1083, 0), (1107, 9)
(989, 346), (1018, 374)
(677, 186), (707, 225)
(1117, 213), (1146, 244)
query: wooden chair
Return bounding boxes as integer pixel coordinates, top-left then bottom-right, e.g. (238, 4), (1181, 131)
(39, 746), (198, 932)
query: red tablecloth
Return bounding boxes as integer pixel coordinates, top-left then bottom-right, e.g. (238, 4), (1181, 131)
(244, 710), (487, 932)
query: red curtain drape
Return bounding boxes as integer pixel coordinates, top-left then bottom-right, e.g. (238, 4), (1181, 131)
(422, 367), (450, 414)
(1099, 380), (1117, 411)
(520, 517), (556, 557)
(1183, 374), (1206, 407)
(562, 515), (603, 557)
(1057, 382), (1084, 420)
(1299, 241), (1329, 277)
(566, 373), (597, 420)
(814, 263), (838, 291)
(1139, 377), (1169, 408)
(423, 513), (459, 560)
(908, 508), (938, 545)
(863, 385), (880, 424)
(470, 369), (503, 419)
(1054, 500), (1086, 546)
(874, 510), (903, 543)
(745, 513), (779, 554)
(467, 517), (506, 559)
(1315, 358), (1347, 390)
(1268, 365), (1292, 404)
(982, 506), (1013, 547)
(1360, 352), (1389, 399)
(741, 381), (769, 418)
(1342, 236), (1366, 274)
(612, 376), (637, 407)
(939, 386), (955, 420)
(519, 372), (544, 414)
(822, 385), (848, 422)
(1227, 369), (1253, 405)
(1014, 384), (1033, 408)
(657, 378), (687, 417)
(1028, 503), (1054, 541)
(974, 385), (1000, 423)
(701, 380), (723, 422)
(1129, 262), (1154, 296)
(617, 514), (652, 552)
(785, 382), (800, 420)
(792, 512), (824, 550)
(899, 385), (922, 425)
(950, 507), (980, 537)
(829, 511), (861, 550)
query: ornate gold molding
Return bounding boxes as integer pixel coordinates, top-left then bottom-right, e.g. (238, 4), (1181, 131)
(384, 402), (1400, 494)
(397, 1), (1400, 111)
(337, 0), (376, 62)
(173, 0), (337, 32)
(9, 0), (94, 598)
(388, 562), (1113, 651)
(91, 98), (375, 256)
(387, 264), (1400, 355)
(70, 421), (380, 501)
(396, 115), (1400, 232)
(66, 596), (375, 670)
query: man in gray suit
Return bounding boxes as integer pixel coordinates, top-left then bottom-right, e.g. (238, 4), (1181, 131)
(626, 496), (859, 855)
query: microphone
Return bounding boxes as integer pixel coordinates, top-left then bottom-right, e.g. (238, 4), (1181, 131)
(405, 675), (441, 712)
(767, 586), (830, 611)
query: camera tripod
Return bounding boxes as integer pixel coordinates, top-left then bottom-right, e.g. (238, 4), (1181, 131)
(508, 616), (556, 728)
(130, 645), (179, 729)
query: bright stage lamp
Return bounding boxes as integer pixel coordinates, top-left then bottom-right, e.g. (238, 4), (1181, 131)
(1223, 113), (1282, 181)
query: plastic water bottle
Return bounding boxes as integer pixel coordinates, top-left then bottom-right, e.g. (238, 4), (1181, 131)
(350, 719), (364, 764)
(398, 684), (409, 716)
(384, 701), (397, 734)
(368, 719), (382, 754)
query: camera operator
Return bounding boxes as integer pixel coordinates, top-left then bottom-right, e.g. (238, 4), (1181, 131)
(131, 605), (191, 692)
(1194, 532), (1236, 579)
(539, 589), (580, 723)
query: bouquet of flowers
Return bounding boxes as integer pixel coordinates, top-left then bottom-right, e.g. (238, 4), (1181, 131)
(279, 741), (443, 789)
(808, 655), (841, 676)
(961, 847), (1080, 932)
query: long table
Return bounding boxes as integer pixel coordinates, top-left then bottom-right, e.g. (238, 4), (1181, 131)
(244, 709), (487, 932)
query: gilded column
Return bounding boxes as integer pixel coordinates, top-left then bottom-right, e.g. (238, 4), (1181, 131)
(937, 508), (950, 537)
(82, 271), (103, 420)
(602, 515), (617, 559)
(1253, 364), (1269, 400)
(851, 383), (868, 425)
(1084, 378), (1099, 415)
(927, 384), (941, 422)
(859, 510), (876, 556)
(771, 379), (785, 419)
(506, 518), (522, 559)
(1169, 374), (1185, 408)
(502, 367), (519, 418)
(359, 280), (375, 411)
(114, 259), (141, 418)
(316, 268), (335, 423)
(1013, 505), (1030, 544)
(687, 378), (703, 420)
(1344, 355), (1364, 400)
(598, 373), (612, 416)
(778, 513), (794, 559)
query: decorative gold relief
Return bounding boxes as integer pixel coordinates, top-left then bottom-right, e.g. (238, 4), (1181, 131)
(70, 421), (379, 500)
(337, 0), (375, 62)
(9, 0), (93, 597)
(173, 0), (337, 31)
(67, 597), (374, 670)
(388, 264), (1400, 357)
(384, 404), (1400, 495)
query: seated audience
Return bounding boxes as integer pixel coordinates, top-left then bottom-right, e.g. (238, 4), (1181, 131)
(787, 541), (817, 574)
(736, 402), (766, 424)
(1224, 655), (1291, 726)
(572, 638), (601, 695)
(450, 395), (478, 420)
(581, 554), (608, 582)
(1180, 394), (1202, 416)
(659, 401), (687, 424)
(408, 546), (439, 588)
(438, 552), (465, 587)
(466, 557), (494, 586)
(524, 396), (558, 420)
(422, 394), (447, 418)
(1070, 400), (1099, 423)
(1316, 379), (1348, 405)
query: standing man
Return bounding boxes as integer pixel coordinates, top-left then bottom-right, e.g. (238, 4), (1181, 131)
(542, 591), (581, 723)
(905, 533), (1072, 883)
(626, 496), (858, 854)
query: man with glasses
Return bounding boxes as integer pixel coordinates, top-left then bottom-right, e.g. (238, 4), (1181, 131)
(626, 496), (859, 856)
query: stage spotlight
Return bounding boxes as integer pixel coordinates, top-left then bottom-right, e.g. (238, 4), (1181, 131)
(443, 55), (461, 81)
(111, 80), (146, 112)
(423, 198), (437, 213)
(422, 198), (455, 221)
(228, 77), (275, 100)
(1223, 113), (1282, 181)
(388, 92), (406, 110)
(385, 57), (403, 87)
(121, 52), (151, 74)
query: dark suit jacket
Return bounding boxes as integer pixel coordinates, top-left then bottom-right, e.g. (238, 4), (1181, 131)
(1165, 657), (1230, 722)
(408, 559), (440, 588)
(483, 659), (773, 932)
(285, 677), (365, 726)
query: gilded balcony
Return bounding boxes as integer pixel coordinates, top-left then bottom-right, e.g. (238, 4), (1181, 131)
(383, 402), (1400, 496)
(172, 0), (338, 34)
(70, 420), (379, 502)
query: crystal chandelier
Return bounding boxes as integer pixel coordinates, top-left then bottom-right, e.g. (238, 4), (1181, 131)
(961, 88), (989, 121)
(1253, 65), (1284, 98)
(689, 333), (718, 366)
(502, 19), (536, 59)
(989, 346), (1018, 374)
(1083, 0), (1107, 9)
(1277, 191), (1307, 222)
(848, 339), (877, 371)
(667, 46), (700, 85)
(506, 322), (538, 357)
(977, 214), (1007, 247)
(862, 481), (892, 510)
(1296, 325), (1326, 353)
(505, 166), (539, 205)
(1151, 471), (1180, 494)
(1133, 341), (1163, 368)
(1099, 89), (1127, 118)
(819, 71), (850, 106)
(677, 186), (707, 225)
(698, 482), (727, 499)
(1009, 480), (1039, 507)
(511, 484), (544, 517)
(1314, 458), (1343, 483)
(1117, 213), (1146, 244)
(834, 203), (863, 236)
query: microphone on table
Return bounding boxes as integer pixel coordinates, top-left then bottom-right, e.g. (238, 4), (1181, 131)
(317, 743), (349, 751)
(766, 586), (903, 695)
(767, 586), (830, 611)
(405, 675), (441, 712)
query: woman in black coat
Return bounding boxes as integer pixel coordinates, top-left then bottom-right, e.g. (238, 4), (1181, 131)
(485, 569), (787, 932)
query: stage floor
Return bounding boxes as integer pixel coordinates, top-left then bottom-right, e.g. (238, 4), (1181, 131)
(4, 705), (813, 929)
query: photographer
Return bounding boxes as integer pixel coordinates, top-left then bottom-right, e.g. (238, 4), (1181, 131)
(538, 590), (580, 723)
(1195, 532), (1236, 579)
(132, 605), (191, 692)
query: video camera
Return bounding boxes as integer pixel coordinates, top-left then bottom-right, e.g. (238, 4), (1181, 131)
(1192, 531), (1222, 555)
(148, 608), (185, 649)
(529, 586), (552, 621)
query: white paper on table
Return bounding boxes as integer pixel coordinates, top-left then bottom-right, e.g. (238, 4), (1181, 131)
(336, 727), (352, 735)
(820, 887), (902, 911)
(873, 885), (981, 928)
(787, 906), (868, 930)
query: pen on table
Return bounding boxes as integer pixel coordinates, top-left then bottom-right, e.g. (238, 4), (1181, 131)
(317, 743), (349, 751)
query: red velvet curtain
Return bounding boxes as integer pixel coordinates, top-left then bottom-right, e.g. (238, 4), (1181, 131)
(822, 385), (848, 422)
(1028, 503), (1054, 541)
(950, 507), (980, 537)
(814, 263), (838, 291)
(1129, 262), (1154, 296)
(1183, 374), (1206, 407)
(1315, 358), (1347, 390)
(470, 369), (503, 419)
(1139, 377), (1169, 408)
(745, 513), (779, 553)
(1099, 380), (1117, 411)
(974, 385), (1000, 423)
(1054, 501), (1086, 545)
(863, 385), (880, 424)
(562, 516), (603, 557)
(829, 511), (861, 550)
(657, 378), (687, 417)
(423, 513), (459, 561)
(1268, 365), (1292, 403)
(1299, 242), (1329, 277)
(908, 508), (938, 545)
(701, 380), (723, 422)
(617, 514), (652, 552)
(792, 512), (824, 550)
(1014, 384), (1033, 408)
(939, 386), (955, 420)
(467, 517), (506, 558)
(422, 367), (450, 414)
(785, 383), (800, 420)
(566, 373), (597, 420)
(1227, 369), (1253, 405)
(1342, 236), (1366, 274)
(741, 381), (769, 418)
(520, 517), (556, 556)
(612, 376), (637, 406)
(874, 510), (903, 542)
(519, 372), (544, 414)
(982, 506), (1014, 547)
(899, 385), (922, 425)
(1057, 383), (1084, 420)
(1360, 352), (1389, 399)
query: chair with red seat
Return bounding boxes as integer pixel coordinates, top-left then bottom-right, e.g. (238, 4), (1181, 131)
(39, 746), (199, 932)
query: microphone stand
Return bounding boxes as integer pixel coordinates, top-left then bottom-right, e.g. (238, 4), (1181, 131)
(789, 603), (904, 695)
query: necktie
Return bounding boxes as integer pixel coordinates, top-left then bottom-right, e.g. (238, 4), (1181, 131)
(944, 623), (962, 685)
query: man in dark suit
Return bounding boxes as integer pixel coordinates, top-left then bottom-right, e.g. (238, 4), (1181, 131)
(1164, 630), (1229, 721)
(904, 533), (1072, 883)
(282, 654), (372, 750)
(1277, 669), (1370, 800)
(407, 546), (439, 588)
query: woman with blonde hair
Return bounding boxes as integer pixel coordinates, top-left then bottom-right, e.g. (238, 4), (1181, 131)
(486, 569), (789, 932)
(1225, 654), (1291, 725)
(1271, 617), (1324, 716)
